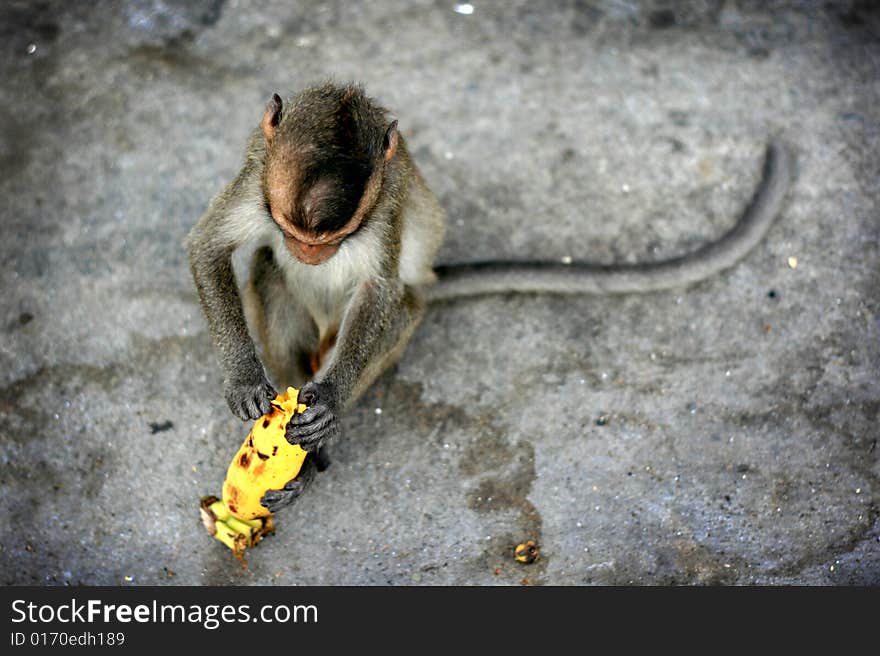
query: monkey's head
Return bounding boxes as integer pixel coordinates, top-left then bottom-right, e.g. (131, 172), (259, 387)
(260, 84), (398, 266)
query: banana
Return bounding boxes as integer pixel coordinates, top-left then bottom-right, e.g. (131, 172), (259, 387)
(200, 386), (308, 566)
(222, 387), (308, 520)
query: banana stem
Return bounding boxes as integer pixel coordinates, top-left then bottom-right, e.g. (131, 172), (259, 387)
(200, 495), (274, 570)
(202, 497), (230, 521)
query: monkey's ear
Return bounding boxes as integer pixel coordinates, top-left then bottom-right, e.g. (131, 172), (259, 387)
(261, 93), (283, 146)
(383, 120), (398, 163)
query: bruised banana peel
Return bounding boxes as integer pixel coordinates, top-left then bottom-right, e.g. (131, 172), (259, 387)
(222, 387), (308, 520)
(200, 386), (308, 566)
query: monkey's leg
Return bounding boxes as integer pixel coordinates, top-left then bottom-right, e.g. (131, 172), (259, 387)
(313, 446), (332, 471)
(286, 280), (425, 452)
(245, 246), (319, 389)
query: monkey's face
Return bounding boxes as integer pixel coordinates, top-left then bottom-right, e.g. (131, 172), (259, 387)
(267, 197), (349, 266)
(260, 86), (399, 266)
(265, 150), (378, 266)
(265, 171), (367, 266)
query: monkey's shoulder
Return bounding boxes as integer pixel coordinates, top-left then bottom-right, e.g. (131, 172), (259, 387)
(398, 172), (446, 287)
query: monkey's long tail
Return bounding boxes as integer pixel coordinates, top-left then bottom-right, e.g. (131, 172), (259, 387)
(428, 140), (794, 302)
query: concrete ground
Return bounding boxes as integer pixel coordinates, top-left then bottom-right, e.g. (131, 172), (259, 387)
(1, 0), (877, 586)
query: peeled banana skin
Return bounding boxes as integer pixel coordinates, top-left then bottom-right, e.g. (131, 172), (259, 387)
(200, 387), (309, 566)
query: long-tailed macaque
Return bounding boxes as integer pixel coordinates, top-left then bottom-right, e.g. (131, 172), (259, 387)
(186, 82), (793, 511)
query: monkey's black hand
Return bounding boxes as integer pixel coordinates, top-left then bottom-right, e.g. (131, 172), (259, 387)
(260, 458), (316, 514)
(286, 381), (339, 452)
(224, 361), (277, 421)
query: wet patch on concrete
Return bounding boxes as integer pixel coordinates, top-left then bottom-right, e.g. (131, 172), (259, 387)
(266, 376), (550, 585)
(122, 0), (227, 47)
(610, 533), (750, 586)
(0, 328), (225, 585)
(124, 39), (256, 89)
(463, 436), (546, 584)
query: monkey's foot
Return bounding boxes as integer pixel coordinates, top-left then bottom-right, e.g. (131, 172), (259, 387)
(259, 457), (317, 514)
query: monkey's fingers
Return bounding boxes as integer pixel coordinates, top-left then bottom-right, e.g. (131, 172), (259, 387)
(289, 433), (331, 452)
(246, 392), (269, 419)
(237, 394), (266, 420)
(295, 380), (338, 409)
(288, 403), (330, 426)
(286, 417), (338, 452)
(227, 397), (255, 421)
(287, 412), (335, 439)
(226, 380), (277, 420)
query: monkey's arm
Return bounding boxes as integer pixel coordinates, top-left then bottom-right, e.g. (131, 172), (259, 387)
(286, 278), (424, 451)
(429, 140), (794, 300)
(186, 168), (277, 420)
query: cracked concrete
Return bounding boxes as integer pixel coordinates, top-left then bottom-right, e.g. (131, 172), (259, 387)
(0, 0), (877, 585)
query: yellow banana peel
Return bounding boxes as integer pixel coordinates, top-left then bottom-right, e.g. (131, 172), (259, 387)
(200, 386), (308, 566)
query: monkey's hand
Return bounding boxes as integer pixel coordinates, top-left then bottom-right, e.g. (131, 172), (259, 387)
(224, 359), (278, 420)
(259, 458), (316, 514)
(285, 381), (339, 452)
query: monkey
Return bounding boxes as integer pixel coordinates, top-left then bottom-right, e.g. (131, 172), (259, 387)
(186, 83), (446, 511)
(186, 82), (793, 513)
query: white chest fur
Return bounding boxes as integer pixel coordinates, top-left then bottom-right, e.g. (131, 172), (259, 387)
(269, 224), (384, 339)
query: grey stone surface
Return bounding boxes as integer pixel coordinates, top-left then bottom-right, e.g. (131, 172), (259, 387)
(0, 0), (877, 585)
